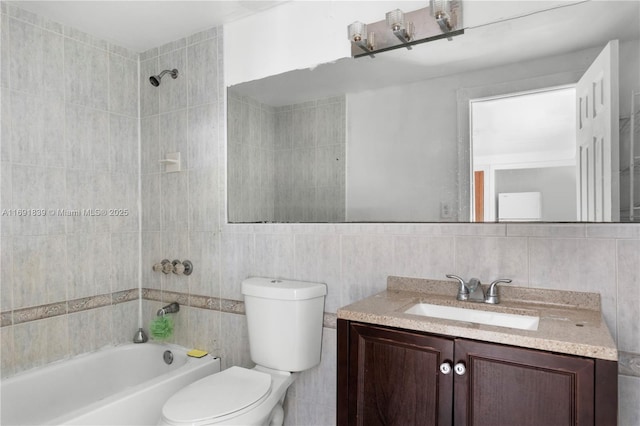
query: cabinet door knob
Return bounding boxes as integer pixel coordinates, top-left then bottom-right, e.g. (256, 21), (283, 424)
(454, 362), (466, 375)
(439, 362), (452, 375)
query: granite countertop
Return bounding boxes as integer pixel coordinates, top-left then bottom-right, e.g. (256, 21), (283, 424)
(337, 276), (618, 361)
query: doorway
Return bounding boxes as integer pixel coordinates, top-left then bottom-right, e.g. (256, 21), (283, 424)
(470, 86), (578, 222)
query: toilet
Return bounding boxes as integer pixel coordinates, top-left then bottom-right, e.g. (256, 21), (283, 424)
(159, 277), (327, 426)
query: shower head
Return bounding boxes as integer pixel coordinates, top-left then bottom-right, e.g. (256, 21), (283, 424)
(149, 69), (178, 87)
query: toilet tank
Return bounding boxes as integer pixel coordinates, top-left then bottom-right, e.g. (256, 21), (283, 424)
(242, 277), (327, 372)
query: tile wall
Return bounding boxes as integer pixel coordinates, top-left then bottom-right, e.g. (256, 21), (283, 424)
(227, 93), (346, 223)
(0, 3), (140, 376)
(273, 97), (346, 223)
(137, 25), (229, 360)
(1, 4), (639, 426)
(227, 90), (276, 222)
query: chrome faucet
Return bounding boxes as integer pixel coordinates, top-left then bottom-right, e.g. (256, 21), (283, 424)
(157, 302), (180, 316)
(446, 275), (512, 304)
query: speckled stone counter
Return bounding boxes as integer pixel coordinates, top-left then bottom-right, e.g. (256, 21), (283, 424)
(337, 276), (618, 361)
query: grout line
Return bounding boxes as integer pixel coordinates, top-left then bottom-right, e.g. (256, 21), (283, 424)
(136, 54), (143, 330)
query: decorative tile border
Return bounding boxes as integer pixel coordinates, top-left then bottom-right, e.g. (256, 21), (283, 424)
(2, 287), (338, 331)
(1, 289), (142, 327)
(220, 298), (244, 315)
(144, 288), (333, 326)
(68, 294), (112, 314)
(112, 289), (140, 304)
(7, 288), (633, 376)
(13, 302), (67, 324)
(324, 312), (337, 329)
(190, 294), (213, 310)
(620, 351), (640, 378)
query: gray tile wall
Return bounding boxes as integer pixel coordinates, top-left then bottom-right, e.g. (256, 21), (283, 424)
(227, 93), (346, 223)
(227, 90), (275, 222)
(274, 96), (346, 223)
(138, 27), (231, 363)
(0, 4), (140, 376)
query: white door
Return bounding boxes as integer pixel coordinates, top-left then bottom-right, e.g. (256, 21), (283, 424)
(576, 40), (620, 221)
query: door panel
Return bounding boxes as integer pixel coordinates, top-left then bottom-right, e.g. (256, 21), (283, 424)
(454, 339), (595, 426)
(576, 40), (620, 221)
(347, 323), (454, 426)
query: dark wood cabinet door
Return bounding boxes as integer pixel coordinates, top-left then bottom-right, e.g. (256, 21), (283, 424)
(453, 338), (595, 426)
(345, 322), (454, 426)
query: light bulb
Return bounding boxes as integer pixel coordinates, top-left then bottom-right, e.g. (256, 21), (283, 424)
(430, 0), (449, 17)
(348, 21), (367, 42)
(386, 9), (405, 32)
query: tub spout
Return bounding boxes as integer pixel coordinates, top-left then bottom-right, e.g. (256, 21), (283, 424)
(133, 328), (148, 343)
(157, 302), (180, 316)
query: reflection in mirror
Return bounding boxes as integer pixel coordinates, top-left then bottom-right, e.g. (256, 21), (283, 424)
(227, 1), (640, 223)
(471, 87), (577, 222)
(227, 93), (346, 222)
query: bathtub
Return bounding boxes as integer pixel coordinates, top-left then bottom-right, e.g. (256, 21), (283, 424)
(1, 342), (220, 425)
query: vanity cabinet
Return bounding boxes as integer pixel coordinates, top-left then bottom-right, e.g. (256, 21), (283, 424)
(337, 320), (617, 426)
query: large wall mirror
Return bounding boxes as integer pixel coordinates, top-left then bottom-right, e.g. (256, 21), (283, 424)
(227, 1), (640, 223)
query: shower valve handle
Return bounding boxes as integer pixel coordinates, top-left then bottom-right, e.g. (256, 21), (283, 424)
(172, 260), (185, 275)
(161, 259), (174, 274)
(154, 259), (173, 274)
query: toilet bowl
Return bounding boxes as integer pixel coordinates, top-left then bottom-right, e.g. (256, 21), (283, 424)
(159, 277), (326, 426)
(159, 366), (294, 426)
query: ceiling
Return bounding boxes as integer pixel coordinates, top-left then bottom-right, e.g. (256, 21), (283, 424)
(12, 1), (287, 52)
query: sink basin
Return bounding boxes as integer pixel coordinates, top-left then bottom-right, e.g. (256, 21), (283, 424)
(404, 303), (540, 331)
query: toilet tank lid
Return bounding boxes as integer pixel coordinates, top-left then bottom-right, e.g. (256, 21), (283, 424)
(242, 277), (327, 300)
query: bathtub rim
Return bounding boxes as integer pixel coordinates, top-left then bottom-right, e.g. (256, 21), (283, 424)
(1, 342), (221, 426)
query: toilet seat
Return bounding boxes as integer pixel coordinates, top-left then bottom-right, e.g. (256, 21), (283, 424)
(161, 366), (272, 425)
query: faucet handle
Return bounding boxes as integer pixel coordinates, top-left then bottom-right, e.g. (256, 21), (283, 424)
(446, 274), (469, 301)
(485, 278), (512, 304)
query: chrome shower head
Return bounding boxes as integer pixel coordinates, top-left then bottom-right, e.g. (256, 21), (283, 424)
(149, 68), (178, 87)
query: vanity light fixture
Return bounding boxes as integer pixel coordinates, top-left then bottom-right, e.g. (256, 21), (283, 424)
(347, 1), (463, 58)
(347, 21), (375, 57)
(386, 9), (414, 48)
(430, 0), (456, 39)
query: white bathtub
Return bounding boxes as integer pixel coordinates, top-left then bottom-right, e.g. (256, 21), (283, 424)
(1, 342), (220, 425)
